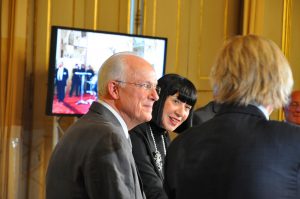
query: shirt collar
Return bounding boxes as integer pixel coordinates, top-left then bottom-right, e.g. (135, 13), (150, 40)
(249, 103), (270, 120)
(98, 99), (129, 139)
(257, 105), (270, 120)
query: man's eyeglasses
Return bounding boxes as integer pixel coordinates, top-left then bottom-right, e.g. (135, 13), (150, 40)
(289, 102), (300, 109)
(116, 80), (161, 95)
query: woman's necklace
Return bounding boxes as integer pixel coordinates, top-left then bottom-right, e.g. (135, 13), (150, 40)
(149, 124), (166, 171)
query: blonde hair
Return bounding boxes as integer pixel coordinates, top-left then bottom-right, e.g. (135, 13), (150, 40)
(210, 34), (293, 109)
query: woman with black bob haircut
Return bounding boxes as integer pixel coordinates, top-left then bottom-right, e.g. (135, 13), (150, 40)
(130, 73), (197, 199)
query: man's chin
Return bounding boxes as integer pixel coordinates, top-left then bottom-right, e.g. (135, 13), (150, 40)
(142, 114), (152, 122)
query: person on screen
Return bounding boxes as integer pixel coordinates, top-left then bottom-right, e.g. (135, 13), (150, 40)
(85, 64), (95, 93)
(69, 63), (80, 97)
(77, 63), (86, 96)
(129, 73), (197, 199)
(55, 61), (69, 102)
(283, 90), (300, 125)
(46, 52), (160, 199)
(164, 35), (300, 199)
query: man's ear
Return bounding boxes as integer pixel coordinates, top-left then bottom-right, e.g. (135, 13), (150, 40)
(107, 81), (120, 99)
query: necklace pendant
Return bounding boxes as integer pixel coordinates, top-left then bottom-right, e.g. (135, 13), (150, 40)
(153, 151), (163, 171)
(149, 124), (165, 171)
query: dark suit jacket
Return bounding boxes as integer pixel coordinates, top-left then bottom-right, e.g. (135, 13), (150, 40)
(46, 102), (144, 199)
(192, 101), (221, 126)
(165, 104), (300, 199)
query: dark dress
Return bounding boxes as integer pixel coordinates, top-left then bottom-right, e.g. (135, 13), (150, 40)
(165, 104), (300, 199)
(130, 122), (171, 199)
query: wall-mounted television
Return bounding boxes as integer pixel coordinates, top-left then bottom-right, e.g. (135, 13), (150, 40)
(46, 26), (167, 116)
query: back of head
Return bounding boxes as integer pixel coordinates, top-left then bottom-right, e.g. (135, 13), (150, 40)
(211, 34), (293, 109)
(151, 73), (197, 132)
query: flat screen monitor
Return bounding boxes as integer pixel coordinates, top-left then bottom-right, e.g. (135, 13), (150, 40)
(46, 26), (167, 116)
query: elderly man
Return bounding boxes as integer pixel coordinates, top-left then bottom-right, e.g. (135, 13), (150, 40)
(46, 52), (159, 199)
(284, 90), (300, 125)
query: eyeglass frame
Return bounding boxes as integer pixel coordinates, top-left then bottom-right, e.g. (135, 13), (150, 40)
(289, 101), (300, 109)
(115, 80), (161, 95)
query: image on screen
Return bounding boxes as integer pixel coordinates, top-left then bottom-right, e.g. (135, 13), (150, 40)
(46, 26), (167, 116)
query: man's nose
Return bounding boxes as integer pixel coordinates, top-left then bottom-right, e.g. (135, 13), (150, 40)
(150, 88), (159, 101)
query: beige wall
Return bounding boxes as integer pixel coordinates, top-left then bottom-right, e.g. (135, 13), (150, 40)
(142, 0), (242, 108)
(290, 0), (300, 89)
(1, 0), (300, 198)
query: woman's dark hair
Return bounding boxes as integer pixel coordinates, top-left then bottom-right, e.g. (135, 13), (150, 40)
(151, 74), (197, 133)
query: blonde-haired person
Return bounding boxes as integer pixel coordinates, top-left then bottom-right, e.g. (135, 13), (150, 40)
(164, 35), (300, 199)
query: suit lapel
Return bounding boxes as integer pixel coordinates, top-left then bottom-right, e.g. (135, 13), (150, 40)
(89, 102), (146, 198)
